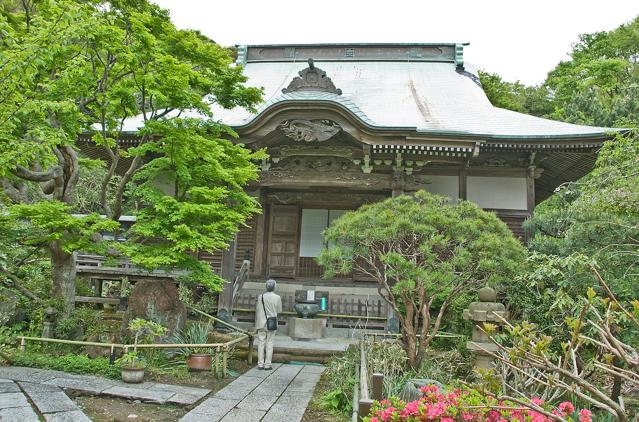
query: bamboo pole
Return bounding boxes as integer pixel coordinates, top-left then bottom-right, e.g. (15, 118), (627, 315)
(214, 346), (221, 379)
(20, 337), (26, 353)
(188, 306), (251, 335)
(18, 336), (124, 349)
(222, 346), (228, 378)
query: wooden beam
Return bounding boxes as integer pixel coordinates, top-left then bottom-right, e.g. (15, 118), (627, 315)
(75, 296), (119, 305)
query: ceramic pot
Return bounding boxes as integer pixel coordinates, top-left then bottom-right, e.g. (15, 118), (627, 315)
(121, 367), (145, 383)
(187, 353), (212, 371)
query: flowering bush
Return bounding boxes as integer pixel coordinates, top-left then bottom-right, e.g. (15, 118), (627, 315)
(365, 385), (592, 422)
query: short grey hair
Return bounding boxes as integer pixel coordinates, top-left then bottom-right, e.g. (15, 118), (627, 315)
(266, 279), (277, 292)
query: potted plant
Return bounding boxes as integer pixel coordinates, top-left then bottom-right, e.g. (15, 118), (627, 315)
(173, 322), (212, 371)
(116, 351), (146, 383)
(118, 318), (167, 383)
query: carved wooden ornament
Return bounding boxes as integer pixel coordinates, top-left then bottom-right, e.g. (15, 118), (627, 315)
(282, 58), (342, 94)
(278, 119), (341, 142)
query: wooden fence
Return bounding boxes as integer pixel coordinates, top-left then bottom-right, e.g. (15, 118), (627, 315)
(234, 291), (388, 331)
(18, 332), (249, 379)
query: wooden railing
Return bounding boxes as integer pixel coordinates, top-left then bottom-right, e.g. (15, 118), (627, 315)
(354, 341), (385, 421)
(232, 259), (251, 302)
(18, 332), (249, 379)
(76, 253), (187, 279)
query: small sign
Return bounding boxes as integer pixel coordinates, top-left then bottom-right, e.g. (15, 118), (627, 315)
(306, 290), (315, 302)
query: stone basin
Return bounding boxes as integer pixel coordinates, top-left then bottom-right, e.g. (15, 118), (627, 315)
(293, 303), (320, 318)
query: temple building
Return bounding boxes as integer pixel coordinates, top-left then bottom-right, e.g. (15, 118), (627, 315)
(80, 43), (618, 333)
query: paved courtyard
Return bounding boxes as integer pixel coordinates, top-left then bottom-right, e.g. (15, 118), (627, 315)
(0, 366), (210, 421)
(0, 364), (323, 421)
(181, 363), (324, 422)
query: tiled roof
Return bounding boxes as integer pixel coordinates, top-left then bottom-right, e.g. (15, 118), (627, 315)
(119, 45), (621, 140)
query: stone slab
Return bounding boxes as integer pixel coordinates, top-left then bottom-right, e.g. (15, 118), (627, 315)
(219, 408), (266, 422)
(261, 402), (307, 422)
(0, 406), (40, 422)
(18, 381), (62, 393)
(150, 383), (210, 396)
(0, 392), (30, 409)
(44, 377), (117, 394)
(167, 393), (209, 406)
(235, 393), (279, 411)
(0, 367), (56, 383)
(28, 391), (79, 414)
(101, 385), (174, 403)
(0, 382), (20, 393)
(185, 397), (237, 419)
(299, 365), (325, 374)
(44, 410), (92, 422)
(214, 377), (263, 400)
(242, 363), (282, 378)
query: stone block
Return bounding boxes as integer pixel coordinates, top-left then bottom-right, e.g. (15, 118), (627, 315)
(0, 392), (29, 409)
(44, 410), (92, 422)
(235, 393), (279, 411)
(288, 317), (326, 340)
(219, 408), (266, 422)
(18, 381), (60, 393)
(261, 402), (306, 422)
(0, 382), (20, 393)
(101, 386), (174, 403)
(28, 391), (78, 413)
(44, 377), (115, 395)
(0, 406), (39, 422)
(188, 397), (237, 416)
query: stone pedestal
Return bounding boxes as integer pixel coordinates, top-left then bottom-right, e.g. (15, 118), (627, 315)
(288, 317), (326, 340)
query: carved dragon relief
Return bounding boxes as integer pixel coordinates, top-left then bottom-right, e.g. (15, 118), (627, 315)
(278, 119), (341, 142)
(281, 58), (342, 95)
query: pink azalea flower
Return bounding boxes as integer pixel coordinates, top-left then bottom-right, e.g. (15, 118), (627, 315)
(579, 409), (593, 422)
(531, 397), (544, 405)
(369, 418), (379, 422)
(462, 412), (474, 421)
(441, 418), (454, 422)
(559, 401), (575, 415)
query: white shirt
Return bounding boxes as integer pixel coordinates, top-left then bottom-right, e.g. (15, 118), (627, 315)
(255, 291), (282, 330)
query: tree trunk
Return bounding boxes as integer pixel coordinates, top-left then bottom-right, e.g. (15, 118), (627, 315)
(50, 240), (76, 317)
(403, 329), (420, 370)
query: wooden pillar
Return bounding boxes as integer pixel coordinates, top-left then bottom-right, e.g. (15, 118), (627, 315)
(526, 165), (536, 214)
(459, 166), (467, 200)
(372, 373), (384, 401)
(253, 188), (267, 276)
(217, 234), (238, 323)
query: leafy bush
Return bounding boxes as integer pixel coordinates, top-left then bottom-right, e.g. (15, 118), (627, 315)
(366, 385), (591, 422)
(55, 306), (105, 340)
(322, 339), (474, 416)
(172, 322), (211, 355)
(11, 352), (120, 379)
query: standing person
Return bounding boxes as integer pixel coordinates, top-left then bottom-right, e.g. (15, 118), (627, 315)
(255, 279), (282, 370)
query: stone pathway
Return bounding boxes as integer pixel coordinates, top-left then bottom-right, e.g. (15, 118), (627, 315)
(181, 363), (324, 422)
(0, 366), (211, 421)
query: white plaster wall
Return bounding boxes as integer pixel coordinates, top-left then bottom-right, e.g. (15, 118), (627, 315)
(467, 176), (527, 210)
(422, 175), (459, 199)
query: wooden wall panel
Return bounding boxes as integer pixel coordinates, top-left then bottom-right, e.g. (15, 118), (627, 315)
(198, 216), (256, 275)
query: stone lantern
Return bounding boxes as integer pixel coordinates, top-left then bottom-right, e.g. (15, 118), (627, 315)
(462, 286), (507, 371)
